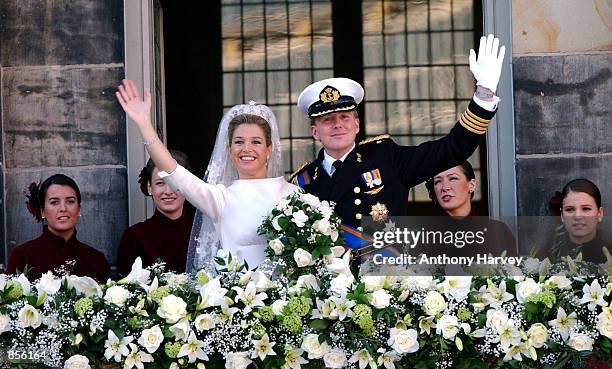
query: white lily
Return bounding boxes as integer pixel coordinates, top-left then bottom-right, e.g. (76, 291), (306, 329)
(349, 349), (374, 369)
(579, 279), (605, 311)
(283, 347), (309, 369)
(118, 257), (151, 285)
(124, 343), (153, 369)
(251, 333), (276, 360)
(548, 307), (577, 341)
(103, 330), (132, 362)
(178, 332), (209, 363)
(232, 282), (267, 314)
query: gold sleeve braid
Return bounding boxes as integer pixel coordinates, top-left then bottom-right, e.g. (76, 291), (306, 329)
(459, 107), (490, 135)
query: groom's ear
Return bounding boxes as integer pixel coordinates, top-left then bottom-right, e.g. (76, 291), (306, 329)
(311, 124), (320, 140)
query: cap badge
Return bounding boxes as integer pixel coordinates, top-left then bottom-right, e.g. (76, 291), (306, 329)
(319, 86), (341, 103)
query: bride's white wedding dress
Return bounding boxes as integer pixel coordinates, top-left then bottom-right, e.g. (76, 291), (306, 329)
(160, 164), (298, 268)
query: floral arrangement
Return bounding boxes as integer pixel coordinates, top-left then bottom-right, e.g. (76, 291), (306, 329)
(0, 191), (610, 369)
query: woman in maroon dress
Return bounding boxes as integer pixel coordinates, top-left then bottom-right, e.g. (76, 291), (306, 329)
(116, 150), (193, 275)
(6, 174), (110, 281)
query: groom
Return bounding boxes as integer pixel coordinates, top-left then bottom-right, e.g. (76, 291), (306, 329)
(291, 34), (505, 233)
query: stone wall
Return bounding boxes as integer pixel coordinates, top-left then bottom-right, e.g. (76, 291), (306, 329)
(0, 0), (126, 269)
(512, 0), (612, 216)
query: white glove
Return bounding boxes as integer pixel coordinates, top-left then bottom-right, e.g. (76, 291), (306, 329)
(469, 34), (506, 93)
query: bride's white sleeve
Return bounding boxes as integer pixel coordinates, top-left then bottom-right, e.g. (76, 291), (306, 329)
(157, 164), (226, 221)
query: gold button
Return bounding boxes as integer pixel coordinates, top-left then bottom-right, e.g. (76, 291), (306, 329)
(357, 227), (363, 232)
(356, 213), (362, 220)
(354, 199), (361, 205)
(354, 187), (361, 193)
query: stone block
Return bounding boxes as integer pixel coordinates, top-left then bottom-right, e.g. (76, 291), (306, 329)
(0, 0), (124, 66)
(5, 167), (128, 269)
(513, 54), (612, 155)
(2, 65), (126, 168)
(516, 155), (611, 216)
(513, 0), (612, 53)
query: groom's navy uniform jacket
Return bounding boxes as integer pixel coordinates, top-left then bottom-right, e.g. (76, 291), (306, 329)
(290, 99), (496, 229)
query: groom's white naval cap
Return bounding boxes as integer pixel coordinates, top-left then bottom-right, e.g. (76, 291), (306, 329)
(297, 77), (364, 118)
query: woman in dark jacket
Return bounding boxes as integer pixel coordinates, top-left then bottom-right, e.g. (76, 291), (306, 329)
(116, 150), (193, 275)
(6, 174), (110, 281)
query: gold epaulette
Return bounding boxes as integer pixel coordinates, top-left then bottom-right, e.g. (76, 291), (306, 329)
(288, 161), (310, 183)
(359, 134), (390, 145)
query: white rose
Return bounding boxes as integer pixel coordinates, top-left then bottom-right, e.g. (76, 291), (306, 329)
(302, 193), (321, 208)
(68, 276), (102, 297)
(294, 248), (314, 267)
(272, 215), (284, 231)
(438, 276), (472, 301)
(362, 276), (385, 292)
(271, 300), (288, 315)
(436, 315), (460, 340)
(18, 304), (42, 329)
(568, 333), (594, 351)
(330, 274), (354, 295)
(169, 363), (179, 369)
(387, 328), (419, 354)
(527, 323), (548, 348)
(296, 274), (320, 291)
(0, 313), (11, 333)
(301, 333), (330, 359)
(36, 271), (61, 296)
(370, 289), (391, 309)
(323, 349), (348, 368)
(423, 291), (447, 316)
(516, 278), (541, 303)
(225, 352), (253, 369)
(104, 285), (129, 306)
(486, 309), (509, 333)
(276, 198), (291, 211)
(15, 274), (32, 296)
(326, 257), (350, 275)
(269, 238), (285, 255)
(251, 271), (273, 291)
(597, 315), (612, 339)
(157, 295), (187, 323)
(292, 210), (309, 228)
(331, 229), (339, 242)
(73, 333), (84, 346)
(194, 314), (216, 331)
(138, 325), (164, 353)
(64, 354), (91, 369)
(312, 219), (332, 236)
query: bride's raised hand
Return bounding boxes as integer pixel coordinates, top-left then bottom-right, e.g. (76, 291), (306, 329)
(115, 79), (152, 130)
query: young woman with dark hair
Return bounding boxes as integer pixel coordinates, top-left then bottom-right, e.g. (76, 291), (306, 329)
(6, 174), (110, 281)
(116, 151), (193, 275)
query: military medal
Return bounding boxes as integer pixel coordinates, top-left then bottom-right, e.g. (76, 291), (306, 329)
(361, 169), (382, 188)
(362, 171), (374, 188)
(370, 202), (389, 223)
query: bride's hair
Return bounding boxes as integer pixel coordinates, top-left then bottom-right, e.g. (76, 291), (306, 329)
(227, 114), (272, 146)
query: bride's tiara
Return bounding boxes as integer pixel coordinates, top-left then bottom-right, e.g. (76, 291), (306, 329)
(226, 100), (276, 125)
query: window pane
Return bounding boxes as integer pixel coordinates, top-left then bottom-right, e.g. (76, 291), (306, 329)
(364, 68), (385, 100)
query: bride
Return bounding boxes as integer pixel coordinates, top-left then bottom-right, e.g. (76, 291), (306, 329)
(116, 79), (298, 271)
